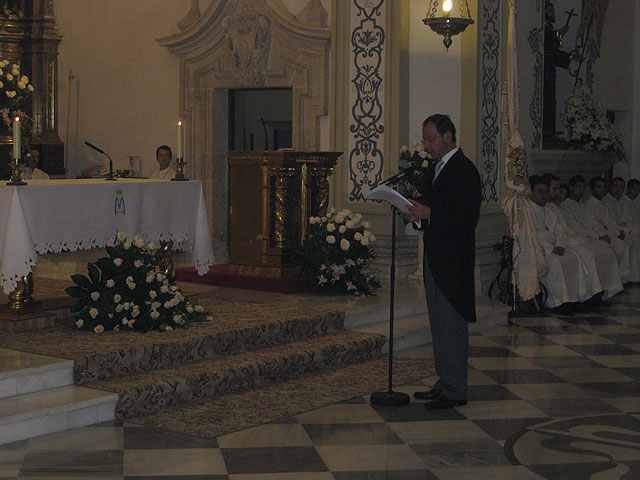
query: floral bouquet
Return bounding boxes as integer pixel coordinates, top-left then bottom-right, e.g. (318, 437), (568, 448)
(0, 59), (34, 137)
(65, 232), (211, 333)
(397, 143), (433, 202)
(298, 209), (380, 295)
(561, 85), (626, 160)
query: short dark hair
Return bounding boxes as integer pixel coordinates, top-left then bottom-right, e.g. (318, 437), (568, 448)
(628, 178), (640, 189)
(542, 172), (560, 184)
(610, 176), (625, 186)
(423, 114), (457, 143)
(590, 176), (605, 189)
(156, 145), (172, 158)
(568, 175), (586, 187)
(529, 174), (546, 190)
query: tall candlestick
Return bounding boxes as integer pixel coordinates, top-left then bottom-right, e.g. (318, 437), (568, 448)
(13, 116), (20, 160)
(177, 120), (183, 159)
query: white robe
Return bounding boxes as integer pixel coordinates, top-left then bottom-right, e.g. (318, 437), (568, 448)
(22, 167), (50, 180)
(529, 199), (589, 308)
(150, 166), (176, 180)
(549, 202), (622, 299)
(604, 194), (640, 234)
(598, 194), (640, 282)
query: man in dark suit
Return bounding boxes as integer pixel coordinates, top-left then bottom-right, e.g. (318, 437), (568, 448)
(402, 114), (481, 409)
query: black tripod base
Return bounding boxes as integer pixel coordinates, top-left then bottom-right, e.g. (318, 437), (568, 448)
(370, 390), (410, 407)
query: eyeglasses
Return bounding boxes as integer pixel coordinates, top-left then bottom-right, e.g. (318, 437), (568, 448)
(422, 135), (441, 144)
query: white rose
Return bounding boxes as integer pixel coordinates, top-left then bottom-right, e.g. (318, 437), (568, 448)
(173, 315), (184, 324)
(122, 318), (128, 325)
(116, 231), (126, 241)
(160, 285), (169, 293)
(150, 310), (160, 319)
(186, 305), (194, 313)
(326, 235), (336, 244)
(334, 215), (345, 224)
(147, 242), (156, 250)
(156, 273), (165, 281)
(345, 220), (355, 229)
(362, 221), (371, 228)
(364, 230), (372, 238)
(165, 325), (173, 331)
(418, 150), (428, 159)
(163, 301), (172, 309)
(11, 68), (19, 76)
(131, 308), (140, 318)
(6, 90), (15, 98)
(0, 81), (3, 88)
(360, 236), (370, 246)
(113, 258), (123, 266)
(369, 234), (377, 242)
(93, 325), (104, 333)
(133, 235), (145, 248)
(134, 259), (143, 268)
(20, 75), (28, 84)
(75, 319), (84, 328)
(123, 239), (132, 249)
(17, 81), (25, 89)
(149, 290), (157, 299)
(354, 232), (363, 241)
(195, 305), (204, 312)
(128, 282), (136, 290)
(27, 84), (33, 92)
(309, 217), (317, 225)
(91, 291), (100, 301)
(326, 223), (336, 232)
(6, 74), (13, 81)
(152, 301), (161, 310)
(340, 239), (350, 251)
(339, 225), (347, 233)
(106, 279), (115, 288)
(127, 319), (135, 328)
(115, 304), (123, 313)
(89, 307), (99, 319)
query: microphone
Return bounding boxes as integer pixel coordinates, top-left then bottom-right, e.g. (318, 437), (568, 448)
(84, 141), (104, 154)
(380, 164), (420, 186)
(85, 141), (116, 181)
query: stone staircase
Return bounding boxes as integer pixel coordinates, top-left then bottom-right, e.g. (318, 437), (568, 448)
(0, 348), (117, 445)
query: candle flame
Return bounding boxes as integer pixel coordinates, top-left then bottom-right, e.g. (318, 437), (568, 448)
(178, 120), (182, 126)
(443, 0), (453, 13)
(14, 116), (20, 122)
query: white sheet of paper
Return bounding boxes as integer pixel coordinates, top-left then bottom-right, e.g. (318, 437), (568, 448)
(365, 185), (413, 213)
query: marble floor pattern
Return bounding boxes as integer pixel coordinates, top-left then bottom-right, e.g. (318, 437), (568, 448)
(2, 285), (640, 479)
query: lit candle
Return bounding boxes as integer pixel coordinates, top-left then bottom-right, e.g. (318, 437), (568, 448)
(177, 120), (183, 159)
(13, 116), (20, 160)
(443, 0), (452, 16)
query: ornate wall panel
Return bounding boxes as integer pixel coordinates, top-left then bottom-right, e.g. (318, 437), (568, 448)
(527, 4), (543, 150)
(347, 0), (385, 202)
(479, 0), (501, 204)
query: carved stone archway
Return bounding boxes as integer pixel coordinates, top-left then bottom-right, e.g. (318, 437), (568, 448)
(158, 0), (330, 261)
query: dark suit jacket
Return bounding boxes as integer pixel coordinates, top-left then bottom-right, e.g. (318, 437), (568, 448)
(421, 148), (481, 322)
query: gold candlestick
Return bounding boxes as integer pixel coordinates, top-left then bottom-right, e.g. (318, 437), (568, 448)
(171, 157), (189, 181)
(6, 159), (27, 185)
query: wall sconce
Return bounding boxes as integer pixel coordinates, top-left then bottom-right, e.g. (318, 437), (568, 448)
(423, 0), (474, 50)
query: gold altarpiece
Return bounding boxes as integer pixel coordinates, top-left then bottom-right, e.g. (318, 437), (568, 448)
(228, 150), (340, 278)
(0, 0), (63, 179)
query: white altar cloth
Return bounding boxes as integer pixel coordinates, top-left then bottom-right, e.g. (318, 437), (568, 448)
(0, 179), (215, 293)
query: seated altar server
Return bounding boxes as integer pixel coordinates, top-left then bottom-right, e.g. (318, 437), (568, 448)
(528, 175), (589, 313)
(560, 175), (632, 281)
(627, 179), (640, 224)
(605, 177), (640, 234)
(22, 149), (50, 180)
(545, 173), (623, 300)
(150, 145), (176, 180)
(589, 176), (640, 283)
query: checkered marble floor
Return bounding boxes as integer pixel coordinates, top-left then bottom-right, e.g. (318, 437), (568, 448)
(2, 285), (640, 479)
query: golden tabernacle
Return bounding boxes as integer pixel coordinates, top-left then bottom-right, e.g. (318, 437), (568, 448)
(228, 150), (341, 278)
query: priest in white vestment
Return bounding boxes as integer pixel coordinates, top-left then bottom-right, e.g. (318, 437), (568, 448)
(604, 177), (640, 234)
(150, 145), (176, 180)
(529, 176), (589, 312)
(22, 149), (50, 180)
(560, 175), (632, 281)
(589, 176), (640, 283)
(546, 174), (623, 299)
(626, 179), (640, 224)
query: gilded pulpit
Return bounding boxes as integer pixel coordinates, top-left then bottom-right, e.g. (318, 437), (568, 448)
(228, 151), (340, 279)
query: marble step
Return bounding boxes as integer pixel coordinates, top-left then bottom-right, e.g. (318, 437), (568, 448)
(0, 348), (74, 400)
(0, 385), (118, 446)
(87, 330), (386, 417)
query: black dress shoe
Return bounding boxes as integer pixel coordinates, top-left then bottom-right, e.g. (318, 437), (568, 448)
(413, 389), (440, 400)
(424, 395), (467, 410)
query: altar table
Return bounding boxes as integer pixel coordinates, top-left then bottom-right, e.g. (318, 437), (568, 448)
(0, 179), (215, 294)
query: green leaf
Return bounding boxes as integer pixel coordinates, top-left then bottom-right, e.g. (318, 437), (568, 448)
(70, 274), (92, 289)
(65, 286), (89, 298)
(88, 263), (101, 285)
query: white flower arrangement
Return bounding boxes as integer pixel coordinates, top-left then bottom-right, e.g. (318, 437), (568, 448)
(66, 232), (211, 333)
(0, 60), (34, 137)
(298, 209), (380, 295)
(561, 85), (626, 160)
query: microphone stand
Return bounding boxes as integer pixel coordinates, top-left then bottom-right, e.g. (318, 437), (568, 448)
(370, 178), (411, 407)
(84, 141), (116, 181)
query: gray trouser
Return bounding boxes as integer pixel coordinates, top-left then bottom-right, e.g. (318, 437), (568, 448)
(423, 258), (469, 400)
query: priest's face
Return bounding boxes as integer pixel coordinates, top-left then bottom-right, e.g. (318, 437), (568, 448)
(26, 150), (40, 169)
(610, 179), (625, 199)
(570, 181), (585, 201)
(422, 123), (454, 161)
(156, 148), (172, 170)
(549, 179), (564, 204)
(531, 182), (549, 207)
(628, 184), (640, 200)
(591, 180), (607, 200)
